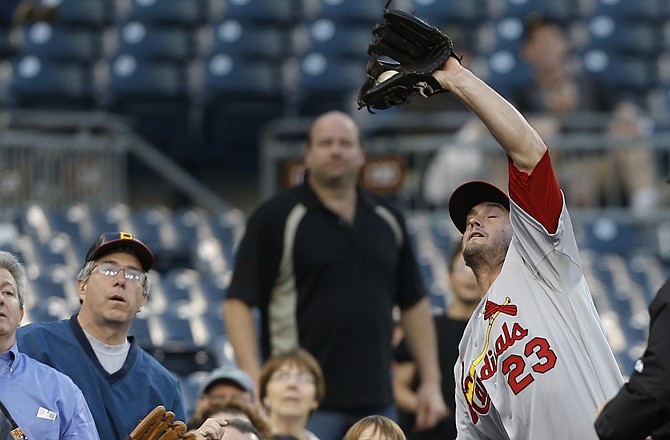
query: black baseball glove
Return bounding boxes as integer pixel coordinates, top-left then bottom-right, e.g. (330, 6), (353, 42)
(357, 2), (462, 112)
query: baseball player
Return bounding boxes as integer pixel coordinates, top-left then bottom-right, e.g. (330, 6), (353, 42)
(433, 43), (623, 440)
(357, 8), (624, 437)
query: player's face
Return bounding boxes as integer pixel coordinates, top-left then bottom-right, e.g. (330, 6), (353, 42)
(462, 202), (512, 264)
(264, 361), (318, 419)
(0, 268), (23, 349)
(305, 113), (365, 188)
(449, 251), (480, 303)
(78, 252), (147, 327)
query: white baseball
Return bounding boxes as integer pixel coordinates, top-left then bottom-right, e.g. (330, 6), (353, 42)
(378, 70), (399, 83)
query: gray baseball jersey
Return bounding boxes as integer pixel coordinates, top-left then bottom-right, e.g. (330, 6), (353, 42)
(455, 198), (623, 439)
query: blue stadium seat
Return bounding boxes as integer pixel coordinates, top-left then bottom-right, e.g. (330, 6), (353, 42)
(581, 51), (655, 92)
(114, 22), (194, 62)
(296, 19), (371, 61)
(159, 268), (198, 305)
(20, 23), (102, 63)
(575, 217), (656, 255)
(154, 311), (198, 351)
(200, 55), (286, 166)
(25, 300), (72, 324)
(589, 0), (663, 22)
(409, 0), (485, 24)
(9, 55), (95, 107)
(123, 0), (207, 26)
(219, 0), (298, 25)
(199, 273), (229, 305)
(170, 207), (204, 253)
(106, 55), (189, 100)
(131, 206), (173, 251)
(129, 315), (154, 348)
(584, 17), (659, 56)
(491, 0), (576, 21)
(475, 18), (525, 56)
(202, 55), (284, 98)
(293, 52), (364, 115)
(484, 50), (533, 101)
(304, 0), (386, 25)
(45, 0), (113, 27)
(203, 20), (290, 62)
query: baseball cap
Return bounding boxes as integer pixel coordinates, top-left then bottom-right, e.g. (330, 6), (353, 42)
(201, 365), (255, 397)
(448, 181), (510, 234)
(85, 232), (155, 272)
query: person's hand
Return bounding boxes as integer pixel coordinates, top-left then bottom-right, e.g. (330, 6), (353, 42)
(414, 381), (449, 430)
(195, 417), (227, 440)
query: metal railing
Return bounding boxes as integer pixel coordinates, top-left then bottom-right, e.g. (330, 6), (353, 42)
(259, 110), (670, 219)
(0, 108), (231, 223)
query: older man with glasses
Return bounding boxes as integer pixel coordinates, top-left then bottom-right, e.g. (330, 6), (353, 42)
(17, 232), (186, 440)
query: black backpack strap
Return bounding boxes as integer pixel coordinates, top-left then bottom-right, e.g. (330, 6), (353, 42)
(0, 400), (27, 440)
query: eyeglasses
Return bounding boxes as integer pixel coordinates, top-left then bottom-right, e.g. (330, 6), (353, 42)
(93, 262), (146, 284)
(270, 371), (315, 384)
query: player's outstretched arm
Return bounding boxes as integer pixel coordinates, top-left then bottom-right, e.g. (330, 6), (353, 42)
(432, 57), (547, 175)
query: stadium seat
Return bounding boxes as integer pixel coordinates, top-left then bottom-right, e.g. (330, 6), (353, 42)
(304, 0), (386, 25)
(575, 216), (657, 255)
(123, 0), (207, 26)
(104, 55), (194, 155)
(491, 0), (576, 21)
(153, 310), (198, 351)
(584, 17), (659, 57)
(581, 51), (655, 92)
(9, 55), (96, 107)
(293, 52), (364, 115)
(200, 55), (286, 166)
(475, 18), (525, 56)
(20, 23), (102, 63)
(219, 0), (298, 25)
(114, 21), (195, 62)
(24, 300), (72, 324)
(106, 55), (189, 100)
(408, 0), (485, 24)
(202, 20), (290, 62)
(198, 273), (229, 305)
(201, 55), (284, 99)
(295, 19), (371, 61)
(129, 315), (154, 348)
(484, 50), (533, 101)
(46, 0), (112, 27)
(170, 207), (204, 252)
(588, 0), (663, 22)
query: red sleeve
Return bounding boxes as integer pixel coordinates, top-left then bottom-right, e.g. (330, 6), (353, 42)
(508, 151), (563, 234)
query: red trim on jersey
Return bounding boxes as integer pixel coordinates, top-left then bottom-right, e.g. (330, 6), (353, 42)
(508, 151), (562, 234)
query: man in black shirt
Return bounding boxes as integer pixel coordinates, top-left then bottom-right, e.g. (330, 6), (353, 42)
(224, 110), (447, 440)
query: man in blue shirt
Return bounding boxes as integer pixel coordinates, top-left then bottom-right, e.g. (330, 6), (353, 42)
(17, 232), (186, 440)
(0, 250), (99, 439)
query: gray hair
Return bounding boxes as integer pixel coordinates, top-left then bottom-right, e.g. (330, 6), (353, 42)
(0, 251), (28, 307)
(77, 260), (151, 300)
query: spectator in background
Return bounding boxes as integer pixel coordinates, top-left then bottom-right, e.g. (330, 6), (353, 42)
(195, 364), (257, 415)
(187, 394), (272, 440)
(343, 415), (407, 440)
(594, 278), (670, 440)
(0, 0), (57, 30)
(16, 232), (186, 440)
(394, 243), (480, 440)
(223, 110), (447, 440)
(259, 348), (325, 440)
(0, 251), (99, 439)
(511, 14), (660, 214)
